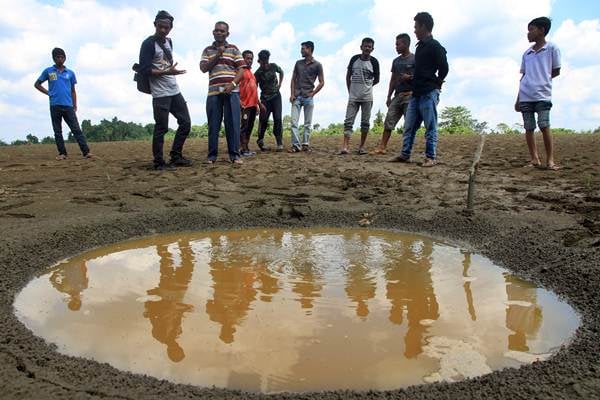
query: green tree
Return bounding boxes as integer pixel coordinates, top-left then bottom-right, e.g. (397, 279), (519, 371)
(26, 134), (39, 144)
(0, 139), (8, 146)
(439, 106), (478, 134)
(372, 109), (385, 134)
(41, 136), (56, 144)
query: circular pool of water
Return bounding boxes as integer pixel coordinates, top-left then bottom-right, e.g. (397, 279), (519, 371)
(14, 228), (580, 393)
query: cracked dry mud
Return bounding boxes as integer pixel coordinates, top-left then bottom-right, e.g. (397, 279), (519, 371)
(1, 134), (599, 399)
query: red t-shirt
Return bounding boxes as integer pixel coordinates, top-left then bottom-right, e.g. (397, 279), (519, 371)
(239, 67), (259, 108)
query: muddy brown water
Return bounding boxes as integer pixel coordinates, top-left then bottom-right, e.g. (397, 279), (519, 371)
(13, 228), (579, 393)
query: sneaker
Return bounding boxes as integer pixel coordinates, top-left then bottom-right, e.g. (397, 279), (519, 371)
(421, 158), (437, 167)
(55, 154), (67, 161)
(387, 154), (410, 163)
(169, 156), (193, 167)
(276, 145), (284, 152)
(154, 163), (177, 171)
(301, 144), (311, 152)
(241, 150), (256, 157)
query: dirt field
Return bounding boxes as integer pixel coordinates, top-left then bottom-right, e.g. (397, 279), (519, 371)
(1, 134), (599, 399)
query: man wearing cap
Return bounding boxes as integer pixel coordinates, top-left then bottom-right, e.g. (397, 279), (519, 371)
(200, 21), (247, 165)
(138, 10), (192, 170)
(35, 47), (92, 160)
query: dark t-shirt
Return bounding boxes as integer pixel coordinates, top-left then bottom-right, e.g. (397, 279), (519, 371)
(391, 54), (415, 94)
(293, 58), (323, 97)
(254, 63), (283, 101)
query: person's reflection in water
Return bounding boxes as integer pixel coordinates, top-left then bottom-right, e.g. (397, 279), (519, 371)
(205, 236), (258, 344)
(49, 261), (89, 311)
(291, 260), (323, 312)
(462, 251), (477, 321)
(505, 275), (543, 352)
(345, 264), (376, 319)
(385, 240), (439, 358)
(144, 240), (195, 362)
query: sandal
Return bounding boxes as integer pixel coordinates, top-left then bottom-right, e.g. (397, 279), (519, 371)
(287, 147), (301, 153)
(338, 149), (349, 155)
(231, 158), (244, 165)
(370, 148), (386, 155)
(357, 148), (368, 155)
(523, 161), (541, 168)
(546, 163), (561, 171)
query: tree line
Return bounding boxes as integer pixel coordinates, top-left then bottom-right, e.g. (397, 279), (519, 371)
(2, 106), (598, 146)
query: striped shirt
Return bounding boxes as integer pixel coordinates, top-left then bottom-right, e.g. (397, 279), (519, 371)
(200, 42), (245, 96)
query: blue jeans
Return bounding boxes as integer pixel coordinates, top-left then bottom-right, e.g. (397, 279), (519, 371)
(50, 105), (90, 156)
(206, 93), (241, 161)
(290, 96), (314, 148)
(401, 89), (440, 160)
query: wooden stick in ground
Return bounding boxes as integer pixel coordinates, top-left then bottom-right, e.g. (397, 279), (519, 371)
(466, 134), (486, 213)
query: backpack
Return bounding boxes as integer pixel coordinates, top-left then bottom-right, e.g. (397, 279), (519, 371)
(132, 36), (173, 95)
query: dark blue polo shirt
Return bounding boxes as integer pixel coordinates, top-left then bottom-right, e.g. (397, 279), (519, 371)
(37, 66), (77, 107)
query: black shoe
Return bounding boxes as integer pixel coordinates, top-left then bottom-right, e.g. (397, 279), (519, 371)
(169, 156), (193, 167)
(154, 163), (177, 171)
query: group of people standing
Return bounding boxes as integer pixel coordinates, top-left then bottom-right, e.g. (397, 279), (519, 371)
(34, 10), (561, 171)
(141, 11), (326, 169)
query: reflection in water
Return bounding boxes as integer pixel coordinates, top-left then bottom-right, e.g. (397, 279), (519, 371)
(143, 240), (195, 362)
(14, 228), (578, 393)
(205, 235), (258, 344)
(49, 262), (88, 311)
(345, 264), (377, 318)
(385, 240), (439, 358)
(462, 252), (477, 321)
(505, 275), (543, 352)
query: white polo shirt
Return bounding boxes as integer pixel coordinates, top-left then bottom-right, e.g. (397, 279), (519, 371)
(519, 42), (561, 102)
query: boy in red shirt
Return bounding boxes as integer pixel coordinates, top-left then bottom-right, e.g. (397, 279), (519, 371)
(239, 50), (265, 156)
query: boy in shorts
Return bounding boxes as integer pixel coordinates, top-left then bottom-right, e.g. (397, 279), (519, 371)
(515, 16), (561, 170)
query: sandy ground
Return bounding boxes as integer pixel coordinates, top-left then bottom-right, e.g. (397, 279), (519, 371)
(1, 134), (599, 399)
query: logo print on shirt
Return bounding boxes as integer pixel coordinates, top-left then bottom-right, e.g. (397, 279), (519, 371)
(49, 72), (58, 81)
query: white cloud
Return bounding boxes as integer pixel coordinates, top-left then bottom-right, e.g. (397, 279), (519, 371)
(552, 19), (600, 66)
(0, 0), (599, 143)
(311, 22), (345, 42)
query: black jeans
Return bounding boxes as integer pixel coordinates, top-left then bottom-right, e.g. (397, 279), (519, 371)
(258, 92), (283, 146)
(240, 106), (257, 151)
(50, 105), (90, 156)
(152, 93), (191, 165)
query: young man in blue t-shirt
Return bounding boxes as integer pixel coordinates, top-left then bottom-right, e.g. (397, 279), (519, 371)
(35, 48), (92, 160)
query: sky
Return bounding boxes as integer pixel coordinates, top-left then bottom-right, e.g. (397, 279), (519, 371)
(0, 0), (599, 142)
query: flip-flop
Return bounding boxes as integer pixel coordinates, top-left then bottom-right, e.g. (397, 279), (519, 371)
(357, 148), (368, 155)
(338, 149), (349, 155)
(523, 162), (541, 168)
(546, 164), (561, 171)
(369, 148), (387, 155)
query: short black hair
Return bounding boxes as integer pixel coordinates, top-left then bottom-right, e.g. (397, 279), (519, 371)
(154, 10), (174, 26)
(396, 33), (411, 45)
(361, 37), (374, 46)
(414, 12), (434, 32)
(215, 21), (229, 31)
(301, 41), (314, 52)
(529, 17), (552, 36)
(52, 47), (66, 60)
(258, 49), (270, 61)
(242, 50), (253, 58)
